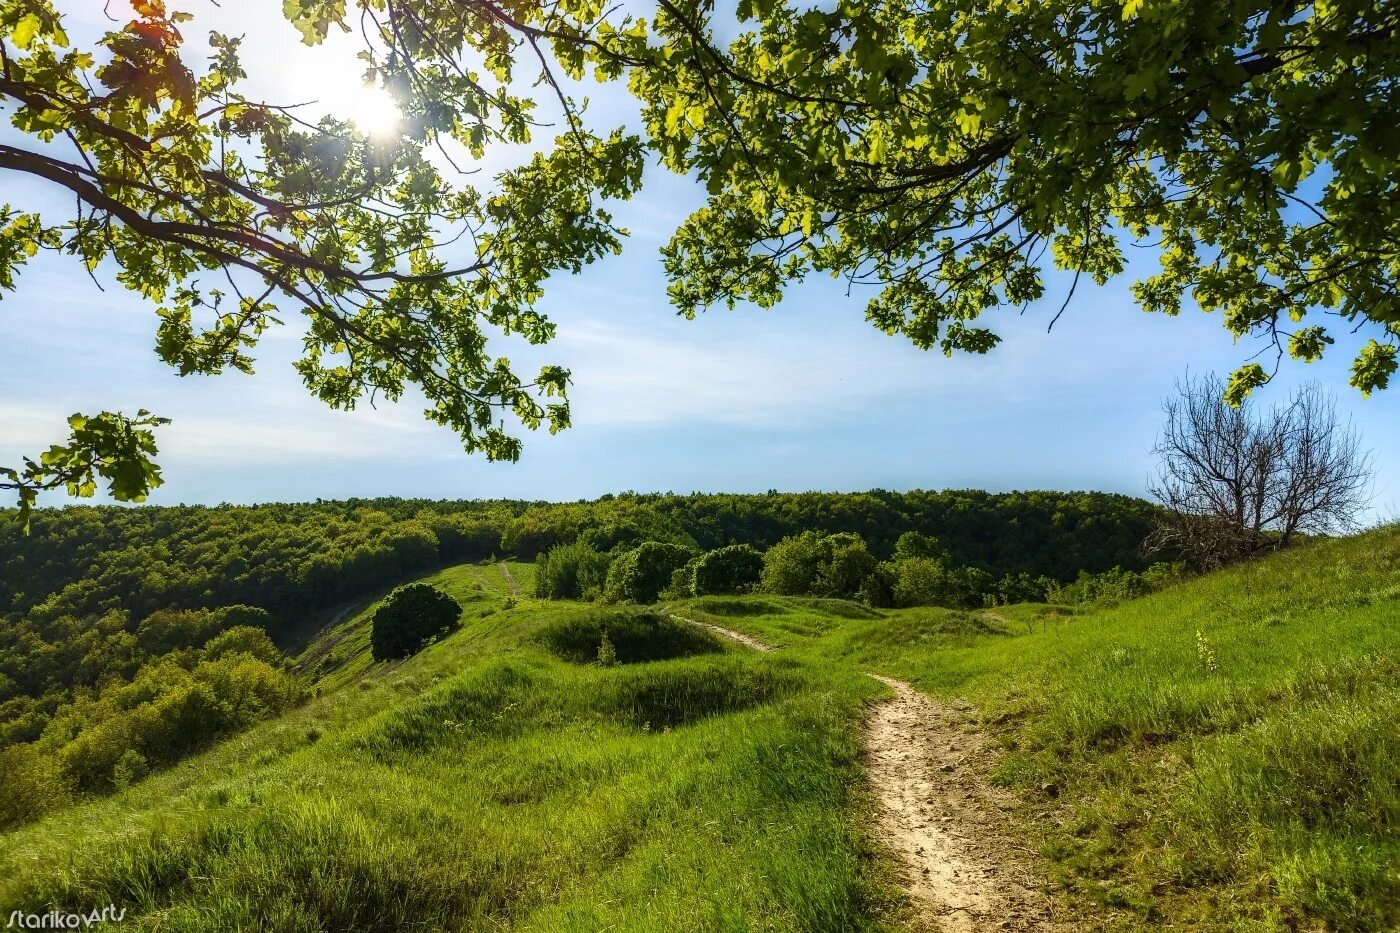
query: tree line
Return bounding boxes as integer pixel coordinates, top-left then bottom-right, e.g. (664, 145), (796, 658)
(535, 528), (1190, 610)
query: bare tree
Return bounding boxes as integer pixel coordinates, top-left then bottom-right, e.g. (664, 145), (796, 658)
(1148, 375), (1373, 567)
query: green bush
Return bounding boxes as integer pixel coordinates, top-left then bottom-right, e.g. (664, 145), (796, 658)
(816, 535), (877, 599)
(111, 749), (149, 789)
(0, 743), (70, 829)
(857, 562), (896, 608)
(202, 625), (281, 664)
(691, 544), (763, 595)
(993, 572), (1051, 605)
(534, 540), (612, 600)
(892, 559), (994, 608)
(892, 557), (955, 607)
(894, 531), (948, 562)
(603, 542), (698, 604)
(370, 584), (463, 661)
(760, 531), (830, 595)
(1047, 562), (1191, 605)
(136, 605), (271, 654)
(760, 532), (882, 599)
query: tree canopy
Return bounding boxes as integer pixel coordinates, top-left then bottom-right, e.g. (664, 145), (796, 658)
(4, 0), (1397, 512)
(0, 0), (642, 518)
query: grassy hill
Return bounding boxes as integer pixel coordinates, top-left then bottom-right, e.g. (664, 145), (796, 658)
(0, 562), (894, 931)
(1, 532), (1396, 930)
(676, 529), (1399, 930)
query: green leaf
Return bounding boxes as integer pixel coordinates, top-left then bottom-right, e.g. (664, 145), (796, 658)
(11, 13), (43, 49)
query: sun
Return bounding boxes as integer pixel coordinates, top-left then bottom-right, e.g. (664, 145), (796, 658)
(349, 85), (403, 139)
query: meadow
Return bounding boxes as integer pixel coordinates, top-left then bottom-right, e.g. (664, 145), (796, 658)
(0, 563), (896, 931)
(675, 529), (1400, 930)
(1, 530), (1396, 931)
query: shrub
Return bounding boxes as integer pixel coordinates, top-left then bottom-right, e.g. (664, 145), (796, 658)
(136, 605), (271, 654)
(202, 625), (282, 664)
(370, 584), (463, 661)
(111, 749), (149, 789)
(894, 531), (948, 562)
(1047, 562), (1192, 606)
(761, 532), (882, 599)
(993, 572), (1052, 605)
(892, 559), (997, 608)
(604, 542), (699, 604)
(893, 557), (956, 607)
(691, 544), (763, 596)
(597, 633), (617, 667)
(817, 535), (877, 599)
(534, 540), (612, 600)
(760, 531), (829, 595)
(857, 562), (897, 608)
(0, 743), (70, 829)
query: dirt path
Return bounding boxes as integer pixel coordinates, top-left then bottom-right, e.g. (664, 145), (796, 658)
(865, 674), (1056, 931)
(667, 614), (775, 652)
(671, 614), (1054, 931)
(497, 561), (521, 596)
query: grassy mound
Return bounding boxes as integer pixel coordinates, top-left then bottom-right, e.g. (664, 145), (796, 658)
(535, 608), (724, 664)
(686, 595), (791, 617)
(0, 593), (889, 932)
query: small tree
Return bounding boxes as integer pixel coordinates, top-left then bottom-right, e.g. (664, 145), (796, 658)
(604, 542), (698, 604)
(370, 584), (462, 661)
(692, 544), (764, 596)
(1150, 375), (1372, 567)
(759, 531), (830, 595)
(535, 540), (611, 600)
(817, 535), (878, 599)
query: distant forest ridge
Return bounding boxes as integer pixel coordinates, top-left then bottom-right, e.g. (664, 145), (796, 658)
(1, 489), (1161, 625)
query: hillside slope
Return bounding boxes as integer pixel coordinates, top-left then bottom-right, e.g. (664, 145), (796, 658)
(2, 532), (1395, 931)
(0, 565), (895, 931)
(676, 528), (1400, 930)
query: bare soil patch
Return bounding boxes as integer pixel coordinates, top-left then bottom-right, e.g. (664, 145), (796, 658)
(865, 674), (1059, 931)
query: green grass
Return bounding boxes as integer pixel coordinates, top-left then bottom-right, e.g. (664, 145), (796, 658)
(672, 529), (1400, 930)
(294, 560), (534, 690)
(535, 607), (726, 665)
(3, 532), (1395, 931)
(0, 576), (895, 931)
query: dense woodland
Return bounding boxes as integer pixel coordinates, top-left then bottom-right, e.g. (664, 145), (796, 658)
(0, 489), (1159, 826)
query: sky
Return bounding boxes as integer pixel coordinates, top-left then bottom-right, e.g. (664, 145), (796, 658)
(1, 2), (1397, 515)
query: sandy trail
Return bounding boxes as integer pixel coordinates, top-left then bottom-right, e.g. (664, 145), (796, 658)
(498, 561), (521, 596)
(865, 674), (1056, 931)
(672, 614), (1055, 931)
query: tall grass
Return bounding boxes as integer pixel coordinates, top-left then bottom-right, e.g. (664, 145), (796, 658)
(5, 530), (1394, 930)
(0, 588), (891, 931)
(674, 528), (1400, 930)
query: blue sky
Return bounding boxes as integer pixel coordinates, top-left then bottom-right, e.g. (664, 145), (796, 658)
(2, 2), (1397, 514)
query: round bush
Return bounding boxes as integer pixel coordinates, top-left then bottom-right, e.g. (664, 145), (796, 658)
(603, 542), (698, 604)
(691, 544), (763, 596)
(370, 583), (463, 661)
